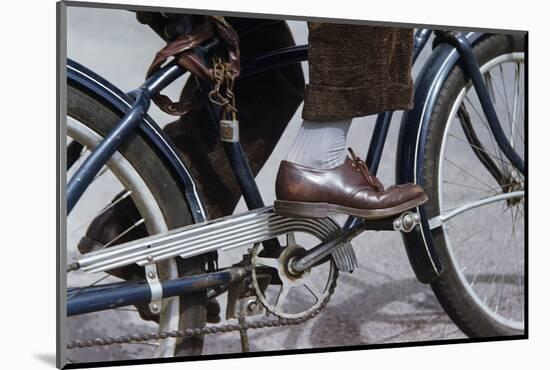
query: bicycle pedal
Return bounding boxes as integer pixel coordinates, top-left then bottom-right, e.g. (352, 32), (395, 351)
(363, 211), (420, 232)
(392, 211), (421, 233)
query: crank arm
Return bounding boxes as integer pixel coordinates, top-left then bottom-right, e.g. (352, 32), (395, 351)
(290, 211), (422, 273)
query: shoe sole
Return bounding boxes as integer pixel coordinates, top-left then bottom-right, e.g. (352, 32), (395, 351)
(274, 195), (429, 220)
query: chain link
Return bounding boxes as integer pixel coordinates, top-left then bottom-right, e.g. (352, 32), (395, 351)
(208, 57), (238, 120)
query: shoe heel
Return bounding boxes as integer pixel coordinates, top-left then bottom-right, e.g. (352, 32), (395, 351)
(273, 200), (329, 218)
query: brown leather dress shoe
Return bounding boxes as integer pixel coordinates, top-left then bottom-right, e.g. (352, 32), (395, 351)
(274, 148), (428, 219)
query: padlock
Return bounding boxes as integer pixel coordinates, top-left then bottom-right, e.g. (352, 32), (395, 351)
(220, 119), (239, 142)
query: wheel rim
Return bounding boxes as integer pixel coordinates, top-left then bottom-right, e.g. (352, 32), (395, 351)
(67, 117), (181, 357)
(437, 52), (525, 330)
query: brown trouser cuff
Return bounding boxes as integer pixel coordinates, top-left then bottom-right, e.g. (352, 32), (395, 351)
(302, 81), (413, 121)
(302, 23), (414, 121)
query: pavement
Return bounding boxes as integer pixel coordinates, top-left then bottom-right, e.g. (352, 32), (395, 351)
(65, 6), (524, 364)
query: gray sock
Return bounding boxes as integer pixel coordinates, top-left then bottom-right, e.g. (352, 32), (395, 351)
(286, 118), (352, 170)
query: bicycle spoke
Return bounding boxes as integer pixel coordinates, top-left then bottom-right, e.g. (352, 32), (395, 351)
(511, 63), (520, 148)
(463, 91), (514, 174)
(67, 273), (112, 299)
(69, 190), (133, 237)
(92, 165), (110, 183)
(464, 95), (490, 128)
(494, 211), (516, 314)
(498, 64), (514, 128)
(67, 147), (109, 186)
(490, 65), (525, 156)
(443, 180), (490, 193)
(486, 68), (512, 133)
(460, 236), (497, 273)
(457, 228), (480, 245)
(484, 72), (497, 103)
(515, 79), (526, 145)
(444, 157), (496, 190)
(512, 205), (524, 317)
(100, 218), (145, 249)
(450, 202), (510, 270)
(511, 205), (523, 277)
(497, 64), (525, 148)
(491, 218), (509, 313)
(444, 220), (482, 253)
(495, 205), (521, 314)
(448, 132), (512, 168)
(463, 95), (503, 165)
(97, 190), (132, 216)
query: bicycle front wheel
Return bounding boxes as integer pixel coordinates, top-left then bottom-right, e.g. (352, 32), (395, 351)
(421, 33), (525, 337)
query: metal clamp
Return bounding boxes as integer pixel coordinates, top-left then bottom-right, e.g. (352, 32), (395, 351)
(145, 258), (163, 315)
(393, 211), (421, 233)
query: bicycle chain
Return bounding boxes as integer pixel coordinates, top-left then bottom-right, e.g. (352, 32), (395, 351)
(66, 270), (337, 350)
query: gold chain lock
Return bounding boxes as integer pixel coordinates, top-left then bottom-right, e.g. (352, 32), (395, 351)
(208, 57), (240, 142)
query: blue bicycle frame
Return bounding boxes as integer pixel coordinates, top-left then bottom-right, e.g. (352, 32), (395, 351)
(66, 28), (525, 315)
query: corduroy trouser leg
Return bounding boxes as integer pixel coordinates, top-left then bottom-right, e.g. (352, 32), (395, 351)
(302, 22), (414, 121)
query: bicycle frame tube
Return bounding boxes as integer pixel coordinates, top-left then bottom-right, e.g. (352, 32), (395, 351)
(239, 45), (308, 78)
(68, 268), (245, 316)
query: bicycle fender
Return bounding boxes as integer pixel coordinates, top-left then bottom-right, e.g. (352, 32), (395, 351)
(396, 32), (484, 283)
(67, 59), (208, 223)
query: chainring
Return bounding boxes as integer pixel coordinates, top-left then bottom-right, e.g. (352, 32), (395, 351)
(250, 233), (338, 319)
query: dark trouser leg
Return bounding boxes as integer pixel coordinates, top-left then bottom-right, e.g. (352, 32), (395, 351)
(303, 22), (414, 121)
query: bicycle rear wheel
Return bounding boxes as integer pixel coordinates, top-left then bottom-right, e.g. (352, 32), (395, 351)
(66, 85), (206, 361)
(420, 34), (525, 336)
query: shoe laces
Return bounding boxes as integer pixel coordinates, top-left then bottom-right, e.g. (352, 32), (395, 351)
(348, 148), (385, 192)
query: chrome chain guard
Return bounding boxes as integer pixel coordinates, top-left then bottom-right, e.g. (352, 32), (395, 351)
(75, 206), (358, 274)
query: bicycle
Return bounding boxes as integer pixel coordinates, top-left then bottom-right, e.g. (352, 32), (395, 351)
(62, 10), (526, 364)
